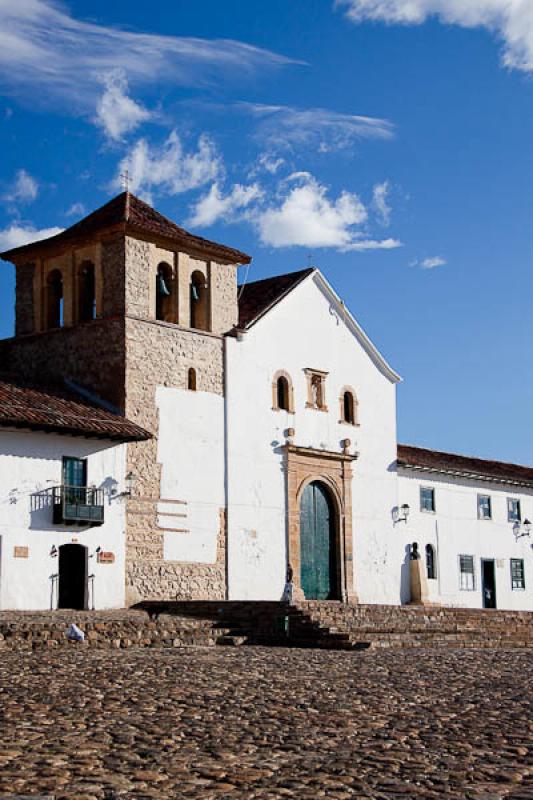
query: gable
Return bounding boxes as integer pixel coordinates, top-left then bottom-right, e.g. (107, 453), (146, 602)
(237, 268), (400, 384)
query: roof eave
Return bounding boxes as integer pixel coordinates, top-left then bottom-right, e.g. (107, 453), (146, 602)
(313, 271), (402, 384)
(0, 418), (152, 442)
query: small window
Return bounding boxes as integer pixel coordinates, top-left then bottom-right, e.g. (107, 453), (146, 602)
(272, 371), (294, 412)
(420, 486), (435, 513)
(340, 388), (358, 425)
(477, 494), (492, 520)
(508, 498), (521, 523)
(188, 367), (197, 391)
(459, 555), (475, 591)
(277, 376), (289, 411)
(510, 558), (525, 590)
(426, 544), (436, 580)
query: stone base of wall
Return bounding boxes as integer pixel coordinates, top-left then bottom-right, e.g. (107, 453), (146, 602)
(125, 509), (227, 605)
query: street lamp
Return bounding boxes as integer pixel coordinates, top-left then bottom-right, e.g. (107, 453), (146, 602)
(393, 504), (410, 524)
(513, 519), (531, 541)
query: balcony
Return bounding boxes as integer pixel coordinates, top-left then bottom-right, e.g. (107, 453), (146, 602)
(52, 485), (105, 526)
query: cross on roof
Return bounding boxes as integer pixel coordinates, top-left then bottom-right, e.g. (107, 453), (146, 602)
(120, 170), (130, 193)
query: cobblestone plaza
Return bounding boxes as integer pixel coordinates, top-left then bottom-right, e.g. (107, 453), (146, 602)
(0, 646), (531, 799)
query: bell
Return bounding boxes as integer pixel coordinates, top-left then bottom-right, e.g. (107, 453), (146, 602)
(157, 273), (171, 296)
(191, 284), (200, 302)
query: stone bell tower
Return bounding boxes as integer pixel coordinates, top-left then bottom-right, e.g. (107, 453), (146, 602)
(0, 192), (251, 603)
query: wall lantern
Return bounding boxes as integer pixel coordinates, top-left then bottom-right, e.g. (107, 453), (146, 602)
(513, 519), (531, 541)
(393, 504), (410, 524)
(120, 471), (137, 498)
(50, 545), (58, 558)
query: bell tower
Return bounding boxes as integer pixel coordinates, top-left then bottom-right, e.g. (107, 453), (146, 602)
(0, 192), (251, 605)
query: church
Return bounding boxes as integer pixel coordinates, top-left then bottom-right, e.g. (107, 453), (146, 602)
(0, 192), (531, 611)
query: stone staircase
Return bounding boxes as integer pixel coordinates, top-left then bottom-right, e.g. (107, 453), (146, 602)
(137, 600), (533, 650)
(291, 601), (533, 650)
(1, 602), (531, 651)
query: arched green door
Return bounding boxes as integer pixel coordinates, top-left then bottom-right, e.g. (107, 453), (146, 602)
(300, 481), (338, 600)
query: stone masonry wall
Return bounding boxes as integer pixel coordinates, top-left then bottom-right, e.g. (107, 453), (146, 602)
(102, 235), (126, 318)
(210, 262), (239, 334)
(124, 316), (226, 604)
(15, 262), (35, 336)
(0, 318), (126, 409)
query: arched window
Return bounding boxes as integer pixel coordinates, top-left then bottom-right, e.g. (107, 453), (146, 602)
(272, 370), (294, 412)
(190, 270), (209, 330)
(426, 544), (436, 580)
(46, 269), (63, 329)
(277, 376), (289, 411)
(79, 261), (96, 322)
(188, 367), (197, 391)
(339, 387), (358, 425)
(156, 263), (173, 322)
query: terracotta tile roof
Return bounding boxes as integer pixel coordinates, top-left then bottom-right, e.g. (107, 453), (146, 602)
(0, 375), (151, 442)
(238, 268), (315, 329)
(397, 444), (533, 488)
(0, 192), (251, 265)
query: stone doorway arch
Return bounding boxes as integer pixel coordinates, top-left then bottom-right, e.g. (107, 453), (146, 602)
(284, 444), (358, 602)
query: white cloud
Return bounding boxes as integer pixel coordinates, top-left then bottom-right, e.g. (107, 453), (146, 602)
(421, 255), (447, 269)
(410, 255), (447, 269)
(344, 237), (402, 251)
(0, 223), (63, 252)
(256, 153), (285, 175)
(253, 173), (400, 250)
(95, 70), (151, 141)
(187, 182), (263, 227)
(336, 0), (533, 73)
(115, 131), (222, 199)
(372, 181), (391, 225)
(0, 0), (297, 117)
(65, 202), (86, 217)
(256, 174), (367, 248)
(240, 102), (394, 152)
(3, 169), (38, 204)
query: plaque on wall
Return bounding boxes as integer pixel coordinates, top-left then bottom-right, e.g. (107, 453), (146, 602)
(97, 551), (115, 564)
(14, 546), (29, 559)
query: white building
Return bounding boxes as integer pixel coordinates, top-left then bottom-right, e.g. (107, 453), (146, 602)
(0, 376), (150, 610)
(0, 193), (531, 611)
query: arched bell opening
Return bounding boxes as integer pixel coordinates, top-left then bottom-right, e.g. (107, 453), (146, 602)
(78, 261), (96, 322)
(190, 270), (209, 331)
(156, 262), (174, 322)
(46, 269), (64, 330)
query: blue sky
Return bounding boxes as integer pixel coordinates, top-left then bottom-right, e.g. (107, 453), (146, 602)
(1, 0), (533, 463)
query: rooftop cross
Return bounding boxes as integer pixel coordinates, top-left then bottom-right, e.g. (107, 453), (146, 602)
(120, 169), (130, 193)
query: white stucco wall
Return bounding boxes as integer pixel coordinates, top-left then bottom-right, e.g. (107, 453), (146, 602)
(0, 430), (127, 610)
(226, 272), (403, 602)
(156, 387), (225, 564)
(398, 469), (533, 610)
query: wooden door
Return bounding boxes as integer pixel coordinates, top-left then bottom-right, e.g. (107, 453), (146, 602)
(300, 481), (337, 600)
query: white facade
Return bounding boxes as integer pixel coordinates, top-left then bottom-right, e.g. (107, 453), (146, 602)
(0, 429), (128, 610)
(225, 272), (403, 603)
(397, 469), (533, 610)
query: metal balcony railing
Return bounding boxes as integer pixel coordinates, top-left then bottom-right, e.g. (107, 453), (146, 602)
(52, 485), (105, 526)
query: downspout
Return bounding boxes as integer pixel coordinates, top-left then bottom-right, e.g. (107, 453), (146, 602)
(223, 334), (230, 601)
